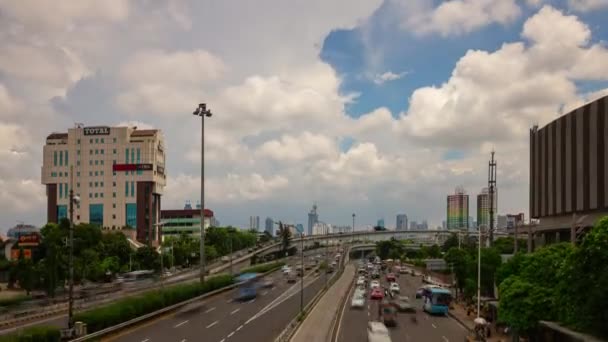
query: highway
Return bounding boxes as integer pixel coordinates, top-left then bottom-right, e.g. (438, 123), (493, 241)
(337, 264), (467, 342)
(106, 250), (336, 342)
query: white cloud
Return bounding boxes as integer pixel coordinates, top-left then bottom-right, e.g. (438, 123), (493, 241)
(372, 71), (408, 85)
(257, 132), (338, 163)
(398, 0), (521, 37)
(568, 0), (608, 12)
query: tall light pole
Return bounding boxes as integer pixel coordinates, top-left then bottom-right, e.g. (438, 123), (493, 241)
(352, 213), (355, 244)
(477, 225), (482, 318)
(68, 165), (75, 331)
(193, 103), (212, 284)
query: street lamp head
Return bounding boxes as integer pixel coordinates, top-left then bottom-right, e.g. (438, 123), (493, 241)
(205, 110), (212, 118)
(193, 103), (207, 116)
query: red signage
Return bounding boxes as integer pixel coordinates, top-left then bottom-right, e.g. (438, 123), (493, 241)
(113, 164), (153, 172)
(11, 249), (32, 260)
(18, 233), (40, 247)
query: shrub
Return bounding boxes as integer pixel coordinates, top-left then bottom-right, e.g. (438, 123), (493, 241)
(0, 326), (60, 342)
(0, 295), (30, 308)
(238, 261), (285, 275)
(75, 274), (233, 333)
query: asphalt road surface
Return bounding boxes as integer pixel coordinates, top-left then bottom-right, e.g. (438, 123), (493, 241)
(106, 251), (336, 342)
(337, 266), (468, 342)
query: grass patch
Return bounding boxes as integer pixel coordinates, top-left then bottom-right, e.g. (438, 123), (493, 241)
(0, 326), (60, 342)
(75, 274), (234, 333)
(0, 294), (30, 308)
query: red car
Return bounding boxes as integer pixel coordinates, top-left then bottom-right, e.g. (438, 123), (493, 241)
(386, 273), (396, 282)
(370, 288), (384, 300)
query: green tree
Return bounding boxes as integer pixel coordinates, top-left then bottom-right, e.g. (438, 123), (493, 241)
(444, 247), (473, 294)
(442, 233), (459, 252)
(499, 276), (555, 336)
(15, 251), (38, 295)
(277, 222), (291, 254)
(134, 246), (160, 271)
(559, 217), (608, 337)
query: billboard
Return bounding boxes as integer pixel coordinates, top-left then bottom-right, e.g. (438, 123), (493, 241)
(11, 249), (32, 260)
(18, 233), (40, 247)
(113, 164), (153, 172)
(83, 126), (110, 135)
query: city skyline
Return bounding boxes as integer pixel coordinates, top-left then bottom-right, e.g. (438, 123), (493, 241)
(2, 2), (608, 231)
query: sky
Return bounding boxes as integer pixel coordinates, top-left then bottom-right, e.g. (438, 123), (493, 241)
(1, 0), (608, 231)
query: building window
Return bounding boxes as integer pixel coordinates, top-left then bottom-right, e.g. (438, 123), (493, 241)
(101, 149), (104, 155)
(125, 181), (129, 196)
(95, 160), (98, 165)
(51, 172), (56, 177)
(136, 148), (142, 175)
(89, 171), (92, 177)
(58, 172), (62, 177)
(125, 148), (129, 163)
(77, 139), (80, 144)
(126, 203), (137, 227)
(57, 205), (67, 221)
(113, 149), (117, 154)
(90, 139), (93, 144)
(113, 192), (116, 198)
(113, 138), (117, 143)
(112, 214), (116, 219)
(59, 183), (63, 198)
(100, 193), (104, 198)
(95, 171), (98, 176)
(95, 182), (98, 187)
(100, 181), (104, 187)
(113, 203), (116, 209)
(89, 182), (92, 187)
(113, 160), (116, 165)
(113, 171), (116, 176)
(90, 149), (93, 154)
(65, 151), (68, 166)
(89, 160), (92, 166)
(54, 151), (57, 166)
(77, 160), (80, 166)
(89, 204), (104, 226)
(95, 138), (99, 144)
(77, 150), (80, 155)
(77, 182), (80, 188)
(77, 215), (80, 220)
(101, 138), (104, 143)
(59, 150), (63, 166)
(131, 148), (134, 165)
(95, 149), (98, 155)
(130, 181), (134, 197)
(100, 171), (104, 176)
(77, 171), (80, 177)
(113, 181), (116, 187)
(101, 160), (104, 165)
(95, 193), (98, 198)
(89, 193), (92, 198)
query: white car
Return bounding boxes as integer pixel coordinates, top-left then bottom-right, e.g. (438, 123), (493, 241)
(389, 283), (400, 294)
(370, 280), (381, 289)
(367, 321), (392, 342)
(282, 266), (292, 275)
(351, 294), (365, 308)
(356, 278), (366, 287)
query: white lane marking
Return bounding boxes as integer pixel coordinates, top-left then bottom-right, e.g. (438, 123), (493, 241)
(227, 332), (235, 338)
(230, 308), (241, 315)
(432, 323), (437, 329)
(204, 307), (216, 313)
(206, 320), (219, 328)
(174, 320), (189, 328)
(367, 311), (370, 317)
(220, 339), (225, 342)
(141, 339), (149, 342)
(261, 291), (268, 296)
(181, 339), (187, 342)
(442, 336), (449, 342)
(247, 299), (255, 304)
(236, 325), (243, 331)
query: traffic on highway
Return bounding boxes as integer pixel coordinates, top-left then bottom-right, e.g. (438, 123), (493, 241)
(337, 257), (467, 342)
(107, 248), (341, 342)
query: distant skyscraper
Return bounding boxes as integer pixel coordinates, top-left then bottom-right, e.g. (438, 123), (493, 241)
(249, 216), (260, 230)
(421, 220), (428, 230)
(265, 217), (274, 235)
(506, 213), (525, 230)
(296, 224), (304, 235)
(497, 215), (507, 230)
(447, 187), (469, 229)
(377, 219), (385, 228)
(307, 204), (319, 236)
(396, 214), (408, 231)
(477, 187), (497, 229)
(442, 220), (446, 230)
(410, 221), (418, 230)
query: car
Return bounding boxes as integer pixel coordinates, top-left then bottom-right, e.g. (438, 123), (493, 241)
(367, 321), (392, 342)
(389, 283), (400, 294)
(371, 271), (380, 279)
(392, 296), (416, 313)
(370, 280), (381, 289)
(370, 288), (384, 300)
(356, 278), (366, 287)
(260, 279), (274, 288)
(399, 267), (408, 274)
(282, 267), (292, 275)
(351, 294), (365, 309)
(386, 273), (396, 282)
(287, 272), (297, 283)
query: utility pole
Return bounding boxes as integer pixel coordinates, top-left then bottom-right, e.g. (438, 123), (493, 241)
(193, 103), (212, 284)
(68, 165), (75, 331)
(352, 213), (355, 244)
(488, 151), (497, 247)
(514, 221), (519, 253)
(300, 231), (304, 314)
(477, 226), (482, 318)
(229, 235), (233, 276)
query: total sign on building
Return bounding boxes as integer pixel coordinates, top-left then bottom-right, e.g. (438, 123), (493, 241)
(41, 125), (166, 245)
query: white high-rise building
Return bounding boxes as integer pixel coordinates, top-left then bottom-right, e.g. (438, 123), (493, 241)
(396, 214), (408, 231)
(41, 125), (166, 245)
(249, 216), (260, 230)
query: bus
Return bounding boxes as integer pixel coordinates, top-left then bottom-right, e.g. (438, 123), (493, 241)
(422, 287), (452, 315)
(235, 273), (259, 301)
